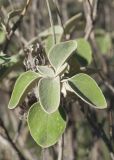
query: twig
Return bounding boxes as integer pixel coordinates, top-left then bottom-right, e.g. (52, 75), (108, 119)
(42, 149), (45, 160)
(58, 136), (64, 160)
(8, 0), (14, 10)
(46, 0), (56, 44)
(13, 120), (23, 143)
(3, 0), (32, 53)
(52, 0), (64, 30)
(0, 117), (27, 160)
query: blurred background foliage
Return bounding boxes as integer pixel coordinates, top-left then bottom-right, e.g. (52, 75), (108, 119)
(0, 0), (114, 160)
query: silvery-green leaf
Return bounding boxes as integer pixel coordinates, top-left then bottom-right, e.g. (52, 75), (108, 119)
(38, 76), (60, 113)
(45, 34), (62, 55)
(39, 25), (63, 38)
(64, 13), (82, 34)
(68, 73), (107, 109)
(37, 66), (55, 77)
(27, 102), (66, 148)
(8, 71), (40, 109)
(49, 40), (77, 71)
(55, 63), (68, 76)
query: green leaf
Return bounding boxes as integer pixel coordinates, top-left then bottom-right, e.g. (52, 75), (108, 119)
(27, 102), (66, 148)
(8, 71), (40, 109)
(0, 52), (11, 65)
(55, 63), (68, 76)
(37, 66), (55, 77)
(49, 40), (77, 71)
(64, 13), (82, 34)
(67, 53), (80, 77)
(38, 76), (60, 113)
(95, 30), (111, 55)
(76, 38), (92, 66)
(0, 54), (23, 81)
(68, 73), (107, 109)
(45, 34), (62, 55)
(39, 25), (63, 38)
(42, 26), (63, 54)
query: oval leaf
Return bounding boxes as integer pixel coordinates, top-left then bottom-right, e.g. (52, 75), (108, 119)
(38, 76), (60, 113)
(45, 34), (62, 55)
(68, 73), (107, 109)
(76, 38), (92, 66)
(27, 102), (66, 148)
(49, 40), (77, 71)
(39, 25), (63, 38)
(96, 32), (111, 55)
(64, 13), (82, 34)
(8, 71), (40, 109)
(37, 66), (55, 77)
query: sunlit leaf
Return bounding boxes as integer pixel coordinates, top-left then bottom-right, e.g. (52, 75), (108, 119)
(38, 76), (60, 113)
(8, 71), (40, 109)
(28, 102), (66, 148)
(49, 40), (77, 71)
(45, 34), (62, 55)
(68, 73), (107, 109)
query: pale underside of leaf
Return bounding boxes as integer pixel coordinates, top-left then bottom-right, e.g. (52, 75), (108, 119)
(27, 102), (66, 148)
(48, 40), (77, 71)
(37, 66), (55, 77)
(38, 76), (60, 114)
(55, 63), (68, 76)
(68, 73), (107, 109)
(8, 71), (40, 109)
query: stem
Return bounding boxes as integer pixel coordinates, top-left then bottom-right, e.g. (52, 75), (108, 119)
(52, 0), (65, 38)
(46, 0), (56, 44)
(58, 136), (64, 160)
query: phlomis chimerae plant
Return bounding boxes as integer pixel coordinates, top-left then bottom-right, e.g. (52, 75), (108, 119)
(8, 26), (107, 148)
